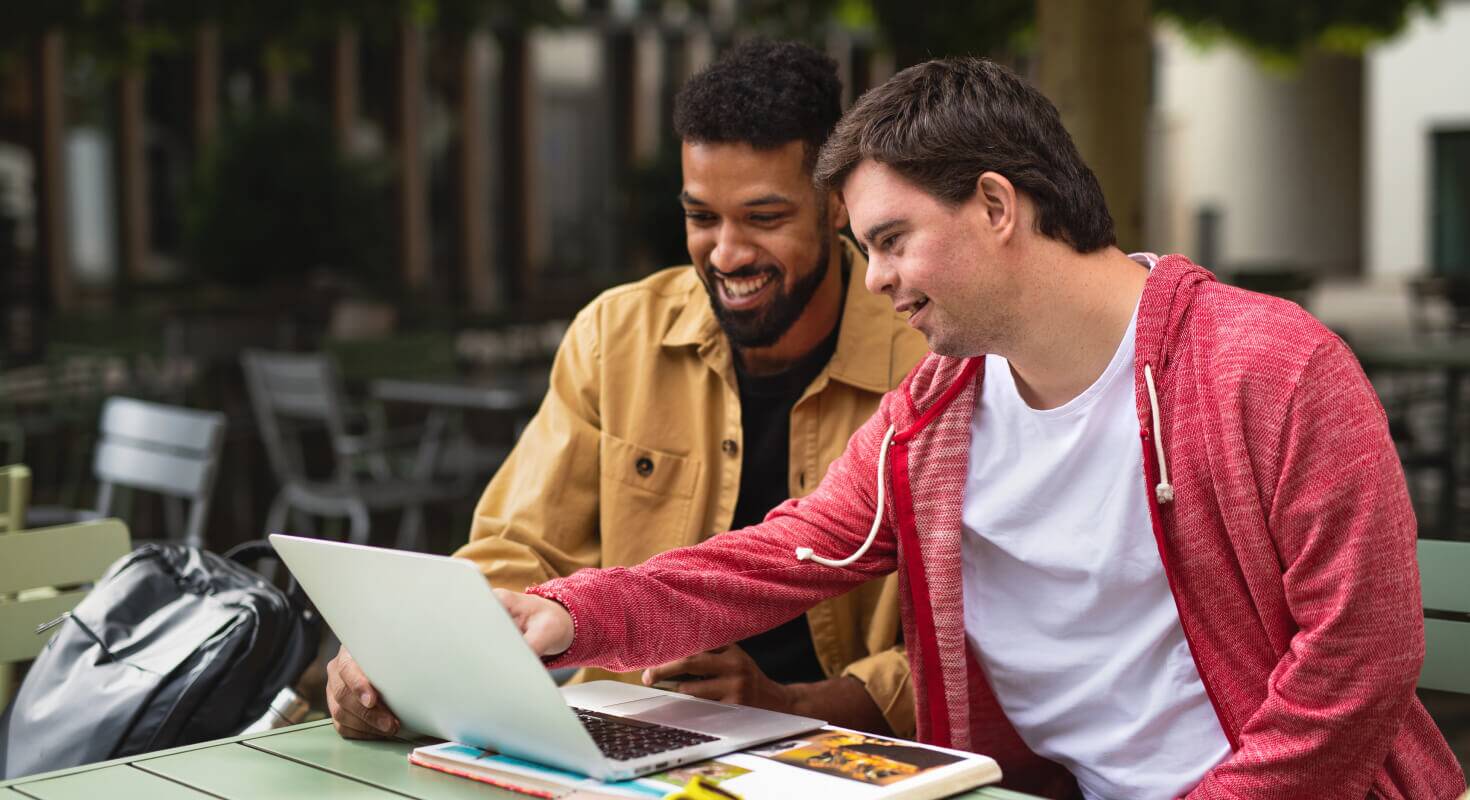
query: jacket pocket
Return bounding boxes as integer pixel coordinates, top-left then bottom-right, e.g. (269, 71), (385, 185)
(600, 431), (700, 563)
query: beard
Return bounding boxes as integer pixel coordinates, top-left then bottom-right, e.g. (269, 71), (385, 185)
(700, 231), (833, 351)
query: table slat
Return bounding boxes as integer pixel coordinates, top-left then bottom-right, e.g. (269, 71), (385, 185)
(0, 721), (336, 789)
(137, 743), (406, 800)
(948, 788), (1047, 800)
(246, 724), (521, 800)
(9, 764), (212, 800)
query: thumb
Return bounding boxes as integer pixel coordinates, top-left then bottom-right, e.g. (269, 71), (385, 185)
(496, 589), (573, 657)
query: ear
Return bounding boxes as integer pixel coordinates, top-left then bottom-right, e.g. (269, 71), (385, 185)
(976, 172), (1018, 244)
(827, 189), (850, 232)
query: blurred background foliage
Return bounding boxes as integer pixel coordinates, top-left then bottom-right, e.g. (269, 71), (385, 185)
(183, 110), (393, 294)
(0, 0), (1439, 76)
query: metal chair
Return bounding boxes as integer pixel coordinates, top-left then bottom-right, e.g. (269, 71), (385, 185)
(241, 350), (455, 550)
(1419, 538), (1470, 694)
(25, 398), (226, 549)
(0, 518), (132, 701)
(0, 464), (29, 533)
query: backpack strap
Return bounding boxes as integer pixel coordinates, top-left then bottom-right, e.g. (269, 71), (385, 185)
(225, 540), (313, 612)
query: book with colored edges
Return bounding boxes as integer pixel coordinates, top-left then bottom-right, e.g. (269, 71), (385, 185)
(408, 726), (1002, 800)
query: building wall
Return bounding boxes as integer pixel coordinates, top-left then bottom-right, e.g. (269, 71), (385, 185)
(1365, 1), (1470, 278)
(1148, 25), (1363, 276)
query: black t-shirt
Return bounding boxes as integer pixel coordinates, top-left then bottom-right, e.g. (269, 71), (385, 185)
(728, 311), (843, 685)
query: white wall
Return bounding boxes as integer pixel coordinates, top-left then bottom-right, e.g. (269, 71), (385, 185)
(1365, 1), (1470, 279)
(1148, 25), (1363, 275)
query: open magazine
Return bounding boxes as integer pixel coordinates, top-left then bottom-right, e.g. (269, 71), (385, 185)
(409, 726), (1001, 800)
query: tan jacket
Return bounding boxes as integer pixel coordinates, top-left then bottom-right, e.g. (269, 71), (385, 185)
(454, 240), (927, 735)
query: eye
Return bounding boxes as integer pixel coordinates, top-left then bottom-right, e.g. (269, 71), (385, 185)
(879, 233), (901, 252)
(683, 210), (716, 225)
(748, 212), (788, 225)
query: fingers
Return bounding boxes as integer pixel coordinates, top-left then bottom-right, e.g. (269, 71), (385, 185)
(668, 675), (739, 704)
(643, 657), (696, 686)
(643, 649), (731, 685)
(326, 647), (400, 739)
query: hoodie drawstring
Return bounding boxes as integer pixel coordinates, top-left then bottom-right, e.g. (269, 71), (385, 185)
(1144, 363), (1174, 504)
(795, 424), (897, 567)
(798, 361), (1173, 566)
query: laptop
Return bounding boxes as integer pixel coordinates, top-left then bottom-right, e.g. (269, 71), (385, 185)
(269, 534), (824, 781)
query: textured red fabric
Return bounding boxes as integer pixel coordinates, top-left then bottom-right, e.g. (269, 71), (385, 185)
(533, 255), (1465, 798)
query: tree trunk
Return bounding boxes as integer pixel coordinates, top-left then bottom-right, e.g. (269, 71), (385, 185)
(456, 30), (496, 312)
(1036, 0), (1151, 251)
(117, 62), (150, 289)
(394, 18), (430, 293)
(495, 29), (530, 303)
(34, 31), (71, 312)
(193, 24), (219, 155)
(331, 26), (359, 155)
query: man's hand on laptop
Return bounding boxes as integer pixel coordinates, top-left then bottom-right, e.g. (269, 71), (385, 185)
(641, 645), (793, 711)
(495, 588), (574, 657)
(327, 646), (400, 739)
(643, 645), (894, 734)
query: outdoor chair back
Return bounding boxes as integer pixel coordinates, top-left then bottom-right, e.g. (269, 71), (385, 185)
(0, 518), (132, 667)
(92, 398), (226, 549)
(240, 350), (353, 486)
(1418, 538), (1470, 694)
(240, 350), (451, 549)
(24, 399), (226, 548)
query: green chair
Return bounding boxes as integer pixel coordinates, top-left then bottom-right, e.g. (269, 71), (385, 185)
(1419, 538), (1470, 693)
(0, 464), (29, 533)
(1, 518), (132, 669)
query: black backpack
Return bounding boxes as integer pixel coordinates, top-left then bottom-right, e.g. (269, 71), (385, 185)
(0, 541), (321, 779)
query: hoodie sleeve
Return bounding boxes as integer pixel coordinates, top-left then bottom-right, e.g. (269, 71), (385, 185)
(529, 389), (904, 674)
(1187, 336), (1424, 799)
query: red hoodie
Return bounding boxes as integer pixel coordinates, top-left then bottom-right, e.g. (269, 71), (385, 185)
(534, 256), (1465, 798)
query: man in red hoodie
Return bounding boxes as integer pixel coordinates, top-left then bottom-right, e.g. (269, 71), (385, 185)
(499, 58), (1466, 798)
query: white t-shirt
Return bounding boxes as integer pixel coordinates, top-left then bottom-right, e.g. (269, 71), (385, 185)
(961, 271), (1231, 799)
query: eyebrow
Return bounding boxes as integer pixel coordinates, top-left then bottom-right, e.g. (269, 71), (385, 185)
(741, 193), (793, 207)
(677, 191), (794, 207)
(860, 219), (904, 247)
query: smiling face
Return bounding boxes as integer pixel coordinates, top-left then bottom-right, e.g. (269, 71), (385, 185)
(681, 140), (847, 357)
(846, 159), (1021, 358)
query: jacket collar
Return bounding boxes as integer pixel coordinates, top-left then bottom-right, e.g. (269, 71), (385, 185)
(661, 238), (898, 393)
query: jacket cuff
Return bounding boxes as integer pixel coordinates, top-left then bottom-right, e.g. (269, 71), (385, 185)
(525, 582), (583, 667)
(841, 647), (915, 738)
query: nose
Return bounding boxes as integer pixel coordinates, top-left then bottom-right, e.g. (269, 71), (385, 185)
(708, 223), (758, 274)
(864, 252), (895, 297)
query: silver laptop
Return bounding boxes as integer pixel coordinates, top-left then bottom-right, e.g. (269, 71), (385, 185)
(269, 534), (824, 781)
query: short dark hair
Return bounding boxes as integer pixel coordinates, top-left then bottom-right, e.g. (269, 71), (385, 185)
(815, 58), (1115, 253)
(673, 39), (842, 171)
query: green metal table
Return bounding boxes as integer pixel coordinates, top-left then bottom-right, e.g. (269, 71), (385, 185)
(0, 721), (1041, 799)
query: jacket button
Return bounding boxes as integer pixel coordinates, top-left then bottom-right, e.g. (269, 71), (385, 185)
(721, 439), (738, 456)
(635, 457), (654, 476)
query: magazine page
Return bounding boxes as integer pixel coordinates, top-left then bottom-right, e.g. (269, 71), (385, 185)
(651, 728), (997, 799)
(414, 727), (999, 800)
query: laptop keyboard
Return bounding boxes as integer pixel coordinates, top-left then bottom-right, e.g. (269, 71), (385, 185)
(572, 707), (718, 761)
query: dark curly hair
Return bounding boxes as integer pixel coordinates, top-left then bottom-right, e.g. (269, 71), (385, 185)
(673, 39), (842, 171)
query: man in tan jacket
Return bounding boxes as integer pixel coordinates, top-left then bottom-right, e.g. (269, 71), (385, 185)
(326, 40), (925, 740)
